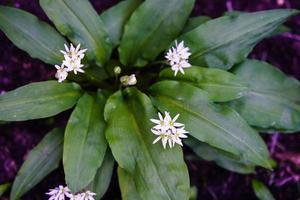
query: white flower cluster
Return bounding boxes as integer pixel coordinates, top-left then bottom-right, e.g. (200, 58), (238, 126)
(55, 43), (87, 83)
(46, 185), (96, 200)
(150, 112), (188, 149)
(165, 40), (191, 76)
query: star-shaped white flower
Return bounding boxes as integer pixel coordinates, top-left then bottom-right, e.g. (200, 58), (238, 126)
(165, 47), (180, 65)
(60, 43), (87, 61)
(150, 112), (169, 132)
(69, 194), (81, 200)
(78, 190), (96, 200)
(46, 185), (71, 200)
(63, 57), (84, 74)
(172, 127), (188, 146)
(150, 112), (188, 149)
(55, 64), (68, 83)
(171, 59), (191, 76)
(151, 129), (173, 149)
(176, 41), (191, 60)
(165, 40), (191, 76)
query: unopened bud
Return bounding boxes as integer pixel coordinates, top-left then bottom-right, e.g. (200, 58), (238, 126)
(128, 74), (137, 85)
(114, 66), (121, 75)
(120, 74), (137, 86)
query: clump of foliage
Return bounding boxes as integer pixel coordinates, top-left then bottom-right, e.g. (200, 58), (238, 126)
(0, 0), (299, 199)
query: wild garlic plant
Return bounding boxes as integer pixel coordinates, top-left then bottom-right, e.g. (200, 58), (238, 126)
(0, 0), (299, 199)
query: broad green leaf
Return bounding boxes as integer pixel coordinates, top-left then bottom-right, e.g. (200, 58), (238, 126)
(100, 0), (142, 48)
(0, 6), (66, 65)
(86, 150), (114, 200)
(119, 0), (195, 67)
(252, 179), (275, 200)
(183, 16), (211, 33)
(0, 81), (82, 121)
(10, 128), (63, 200)
(105, 88), (190, 200)
(149, 81), (272, 169)
(118, 167), (142, 200)
(224, 11), (291, 36)
(230, 60), (300, 132)
(40, 0), (112, 66)
(0, 183), (11, 197)
(160, 67), (249, 102)
(179, 9), (298, 70)
(64, 92), (107, 192)
(185, 137), (255, 174)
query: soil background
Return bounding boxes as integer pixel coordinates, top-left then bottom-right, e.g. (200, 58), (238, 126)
(0, 0), (300, 199)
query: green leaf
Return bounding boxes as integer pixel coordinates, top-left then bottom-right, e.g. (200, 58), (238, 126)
(40, 0), (112, 66)
(149, 81), (272, 169)
(10, 128), (63, 200)
(63, 92), (108, 193)
(160, 67), (249, 102)
(0, 6), (66, 65)
(105, 88), (190, 200)
(224, 11), (291, 36)
(185, 137), (255, 174)
(179, 9), (298, 70)
(0, 81), (82, 121)
(189, 186), (197, 200)
(119, 0), (195, 67)
(0, 183), (11, 197)
(100, 0), (142, 48)
(86, 150), (114, 200)
(118, 167), (141, 200)
(252, 179), (275, 200)
(230, 59), (300, 132)
(182, 15), (211, 33)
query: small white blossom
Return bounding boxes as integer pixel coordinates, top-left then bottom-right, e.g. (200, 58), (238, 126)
(150, 112), (188, 149)
(171, 59), (191, 76)
(55, 64), (68, 83)
(69, 194), (81, 200)
(46, 185), (71, 200)
(63, 56), (85, 74)
(120, 74), (137, 86)
(172, 127), (188, 146)
(60, 43), (87, 61)
(127, 74), (137, 85)
(78, 190), (96, 200)
(165, 40), (191, 76)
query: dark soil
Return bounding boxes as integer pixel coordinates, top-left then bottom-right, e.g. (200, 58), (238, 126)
(0, 0), (299, 199)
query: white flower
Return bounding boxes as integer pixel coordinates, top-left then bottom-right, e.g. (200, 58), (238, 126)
(60, 43), (86, 74)
(63, 56), (85, 74)
(150, 112), (188, 149)
(60, 43), (87, 61)
(78, 191), (96, 200)
(69, 194), (81, 200)
(46, 185), (71, 200)
(127, 74), (137, 85)
(120, 74), (137, 86)
(151, 129), (171, 149)
(54, 43), (86, 82)
(165, 47), (180, 65)
(55, 64), (68, 83)
(150, 112), (169, 132)
(171, 59), (191, 76)
(172, 127), (188, 146)
(165, 40), (191, 76)
(175, 41), (191, 59)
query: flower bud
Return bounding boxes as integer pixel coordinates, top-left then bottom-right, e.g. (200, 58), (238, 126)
(120, 74), (137, 86)
(114, 66), (121, 75)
